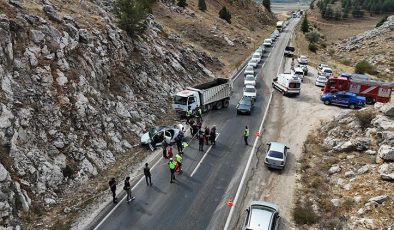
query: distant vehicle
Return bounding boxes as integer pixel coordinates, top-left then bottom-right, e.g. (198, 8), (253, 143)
(293, 67), (304, 82)
(292, 12), (297, 18)
(252, 52), (261, 61)
(320, 91), (366, 109)
(317, 63), (329, 72)
(315, 75), (328, 87)
(270, 33), (278, 41)
(340, 72), (352, 79)
(276, 21), (284, 32)
(172, 78), (231, 115)
(244, 65), (255, 76)
(320, 67), (333, 78)
(141, 124), (185, 147)
(243, 201), (280, 230)
(248, 58), (259, 68)
(264, 142), (289, 170)
(263, 38), (273, 47)
(236, 96), (254, 115)
(299, 64), (308, 75)
(297, 55), (308, 65)
(272, 73), (301, 96)
(243, 85), (257, 100)
(323, 76), (394, 104)
(244, 75), (256, 86)
(284, 46), (295, 57)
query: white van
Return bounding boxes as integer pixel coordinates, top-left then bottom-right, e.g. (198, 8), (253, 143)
(272, 73), (301, 96)
(293, 67), (304, 82)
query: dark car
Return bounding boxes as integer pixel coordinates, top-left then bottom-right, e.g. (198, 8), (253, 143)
(299, 64), (308, 75)
(320, 91), (366, 109)
(236, 97), (254, 115)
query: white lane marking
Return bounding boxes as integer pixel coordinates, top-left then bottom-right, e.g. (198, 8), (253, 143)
(190, 133), (221, 177)
(93, 154), (163, 230)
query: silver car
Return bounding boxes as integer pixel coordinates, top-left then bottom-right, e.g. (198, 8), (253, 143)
(140, 124), (185, 147)
(264, 142), (289, 170)
(243, 201), (280, 230)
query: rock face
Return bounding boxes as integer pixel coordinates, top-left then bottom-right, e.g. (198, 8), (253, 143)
(0, 0), (222, 226)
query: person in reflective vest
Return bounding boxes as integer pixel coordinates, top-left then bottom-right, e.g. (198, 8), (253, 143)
(175, 153), (183, 174)
(186, 110), (192, 124)
(168, 158), (177, 183)
(244, 126), (250, 145)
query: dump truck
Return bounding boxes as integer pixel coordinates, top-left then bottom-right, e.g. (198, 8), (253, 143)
(276, 21), (284, 32)
(172, 78), (232, 116)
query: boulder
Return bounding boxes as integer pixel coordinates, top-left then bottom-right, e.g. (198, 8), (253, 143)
(378, 145), (394, 161)
(328, 165), (341, 175)
(368, 195), (390, 204)
(357, 165), (370, 174)
(345, 170), (355, 177)
(30, 29), (45, 44)
(43, 5), (62, 22)
(0, 163), (9, 182)
(372, 115), (394, 130)
(379, 163), (394, 181)
(331, 198), (343, 207)
(379, 103), (394, 117)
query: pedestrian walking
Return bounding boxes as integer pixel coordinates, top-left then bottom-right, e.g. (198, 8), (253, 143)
(162, 139), (168, 158)
(124, 176), (135, 203)
(210, 126), (216, 145)
(244, 126), (250, 145)
(204, 126), (210, 145)
(108, 177), (118, 203)
(175, 153), (183, 174)
(199, 131), (204, 151)
(167, 147), (173, 158)
(168, 158), (177, 183)
(143, 163), (152, 186)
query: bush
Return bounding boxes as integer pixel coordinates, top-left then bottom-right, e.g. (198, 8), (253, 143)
(305, 31), (320, 43)
(177, 0), (187, 8)
(308, 43), (318, 53)
(62, 165), (76, 179)
(328, 48), (335, 56)
(293, 204), (319, 225)
(113, 0), (155, 36)
(219, 6), (231, 23)
(354, 110), (375, 130)
(355, 60), (377, 74)
(340, 59), (351, 66)
(301, 14), (309, 33)
(376, 16), (388, 28)
(198, 0), (207, 11)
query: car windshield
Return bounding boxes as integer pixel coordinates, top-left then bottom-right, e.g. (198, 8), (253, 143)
(268, 150), (283, 159)
(240, 99), (252, 106)
(244, 88), (256, 93)
(324, 69), (332, 73)
(246, 66), (253, 71)
(253, 54), (260, 58)
(264, 39), (271, 43)
(245, 76), (255, 81)
(174, 96), (188, 105)
(148, 128), (158, 138)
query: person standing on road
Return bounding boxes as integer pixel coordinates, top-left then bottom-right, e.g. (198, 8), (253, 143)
(162, 139), (168, 159)
(167, 146), (173, 158)
(144, 163), (152, 186)
(199, 131), (204, 151)
(124, 176), (135, 203)
(186, 110), (192, 125)
(175, 153), (183, 174)
(244, 126), (250, 145)
(210, 126), (216, 145)
(196, 106), (202, 121)
(168, 158), (177, 183)
(108, 177), (118, 203)
(204, 126), (210, 145)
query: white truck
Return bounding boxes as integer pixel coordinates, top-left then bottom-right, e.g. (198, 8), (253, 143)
(172, 78), (232, 116)
(276, 21), (284, 32)
(272, 73), (301, 96)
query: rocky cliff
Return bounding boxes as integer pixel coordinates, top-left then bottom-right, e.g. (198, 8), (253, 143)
(0, 0), (234, 227)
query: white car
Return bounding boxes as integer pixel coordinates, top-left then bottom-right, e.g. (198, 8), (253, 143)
(244, 65), (254, 76)
(293, 67), (304, 82)
(317, 63), (329, 72)
(315, 75), (328, 87)
(264, 142), (289, 170)
(248, 59), (259, 68)
(243, 85), (257, 100)
(244, 75), (256, 86)
(320, 67), (333, 77)
(263, 38), (273, 47)
(252, 52), (261, 61)
(297, 55), (308, 64)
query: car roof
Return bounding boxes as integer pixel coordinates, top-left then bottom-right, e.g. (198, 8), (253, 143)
(269, 142), (286, 152)
(247, 201), (279, 230)
(300, 55), (307, 58)
(245, 75), (255, 79)
(322, 67), (332, 71)
(294, 67), (303, 72)
(245, 85), (255, 89)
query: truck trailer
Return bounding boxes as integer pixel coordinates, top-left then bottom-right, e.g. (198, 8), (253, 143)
(172, 78), (232, 115)
(276, 21), (284, 32)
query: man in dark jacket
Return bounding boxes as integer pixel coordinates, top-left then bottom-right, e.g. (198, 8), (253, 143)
(144, 163), (152, 186)
(108, 177), (118, 203)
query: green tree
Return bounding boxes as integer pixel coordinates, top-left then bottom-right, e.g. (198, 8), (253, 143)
(198, 0), (207, 11)
(177, 0), (187, 8)
(324, 6), (334, 19)
(352, 5), (364, 18)
(334, 9), (341, 20)
(343, 4), (350, 18)
(219, 6), (231, 23)
(305, 31), (320, 43)
(301, 14), (309, 33)
(113, 0), (155, 36)
(263, 0), (271, 12)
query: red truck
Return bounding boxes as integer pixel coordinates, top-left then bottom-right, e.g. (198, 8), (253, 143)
(323, 76), (394, 104)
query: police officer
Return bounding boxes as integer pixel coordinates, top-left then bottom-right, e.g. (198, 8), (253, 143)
(168, 158), (177, 183)
(186, 110), (192, 125)
(244, 126), (250, 145)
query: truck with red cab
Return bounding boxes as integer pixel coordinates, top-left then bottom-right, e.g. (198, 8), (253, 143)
(323, 76), (393, 104)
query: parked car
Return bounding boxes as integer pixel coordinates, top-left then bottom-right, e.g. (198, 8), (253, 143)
(263, 38), (273, 47)
(141, 124), (185, 146)
(243, 85), (257, 100)
(244, 75), (256, 86)
(284, 46), (295, 57)
(264, 142), (289, 170)
(315, 75), (328, 87)
(248, 59), (259, 68)
(317, 63), (329, 72)
(244, 65), (254, 76)
(320, 91), (366, 109)
(297, 55), (308, 65)
(320, 67), (333, 77)
(299, 64), (308, 75)
(293, 67), (304, 82)
(236, 96), (254, 115)
(252, 52), (262, 61)
(243, 201), (280, 230)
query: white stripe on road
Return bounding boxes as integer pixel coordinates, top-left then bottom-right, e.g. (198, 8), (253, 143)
(190, 133), (221, 177)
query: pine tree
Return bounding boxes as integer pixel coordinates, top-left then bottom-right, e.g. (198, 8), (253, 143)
(219, 6), (231, 23)
(301, 14), (309, 33)
(263, 0), (271, 12)
(177, 0), (187, 8)
(198, 0), (207, 11)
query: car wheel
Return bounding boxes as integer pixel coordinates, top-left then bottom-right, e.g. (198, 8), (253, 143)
(349, 104), (356, 109)
(324, 100), (330, 105)
(282, 90), (286, 96)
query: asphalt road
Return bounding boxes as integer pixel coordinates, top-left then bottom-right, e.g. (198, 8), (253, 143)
(92, 18), (300, 230)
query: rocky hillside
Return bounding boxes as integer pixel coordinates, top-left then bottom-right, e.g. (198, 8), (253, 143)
(0, 0), (274, 228)
(295, 103), (394, 229)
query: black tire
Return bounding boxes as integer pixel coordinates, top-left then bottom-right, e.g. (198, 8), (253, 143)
(223, 99), (230, 108)
(215, 101), (223, 110)
(349, 104), (356, 109)
(324, 100), (330, 105)
(282, 90), (286, 96)
(366, 97), (375, 105)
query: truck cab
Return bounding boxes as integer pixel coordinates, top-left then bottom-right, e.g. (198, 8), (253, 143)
(172, 90), (201, 116)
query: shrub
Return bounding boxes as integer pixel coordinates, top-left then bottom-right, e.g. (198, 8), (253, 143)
(198, 0), (207, 11)
(62, 165), (76, 179)
(301, 14), (309, 33)
(177, 0), (187, 8)
(219, 6), (231, 23)
(293, 204), (319, 225)
(352, 6), (364, 18)
(355, 60), (377, 74)
(305, 31), (320, 43)
(308, 43), (318, 53)
(354, 110), (375, 130)
(340, 59), (351, 66)
(328, 48), (335, 56)
(376, 16), (388, 28)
